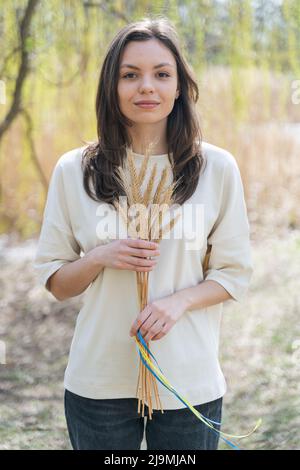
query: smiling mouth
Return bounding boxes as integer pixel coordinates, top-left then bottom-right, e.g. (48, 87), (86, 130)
(134, 103), (160, 108)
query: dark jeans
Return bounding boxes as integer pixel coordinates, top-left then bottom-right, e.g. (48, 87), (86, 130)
(64, 388), (223, 450)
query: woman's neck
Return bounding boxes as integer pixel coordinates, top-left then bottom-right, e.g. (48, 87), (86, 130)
(130, 145), (168, 155)
(127, 123), (168, 156)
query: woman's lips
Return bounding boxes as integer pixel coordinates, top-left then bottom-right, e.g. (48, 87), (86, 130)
(135, 103), (160, 109)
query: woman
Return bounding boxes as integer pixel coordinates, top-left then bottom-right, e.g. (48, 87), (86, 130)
(34, 16), (253, 450)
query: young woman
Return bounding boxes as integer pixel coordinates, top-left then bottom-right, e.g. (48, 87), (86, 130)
(34, 17), (253, 450)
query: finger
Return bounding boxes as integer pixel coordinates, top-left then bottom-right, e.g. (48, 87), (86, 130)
(130, 306), (152, 336)
(124, 255), (157, 268)
(151, 323), (168, 341)
(140, 317), (161, 342)
(144, 320), (164, 343)
(151, 333), (161, 341)
(117, 262), (154, 272)
(128, 247), (160, 259)
(126, 238), (159, 251)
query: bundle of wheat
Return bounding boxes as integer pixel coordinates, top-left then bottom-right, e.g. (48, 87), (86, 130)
(113, 143), (182, 419)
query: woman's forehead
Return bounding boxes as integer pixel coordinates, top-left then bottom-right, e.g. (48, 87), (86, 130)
(120, 40), (176, 67)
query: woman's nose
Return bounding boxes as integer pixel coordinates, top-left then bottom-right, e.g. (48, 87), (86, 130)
(139, 79), (155, 92)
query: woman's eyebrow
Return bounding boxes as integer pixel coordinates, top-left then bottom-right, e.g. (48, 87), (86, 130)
(120, 62), (175, 70)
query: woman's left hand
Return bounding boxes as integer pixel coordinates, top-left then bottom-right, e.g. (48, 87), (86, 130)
(129, 293), (188, 342)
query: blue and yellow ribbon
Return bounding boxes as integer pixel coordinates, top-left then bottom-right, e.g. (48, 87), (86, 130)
(134, 330), (262, 450)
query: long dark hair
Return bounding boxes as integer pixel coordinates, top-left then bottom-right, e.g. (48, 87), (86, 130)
(81, 16), (206, 206)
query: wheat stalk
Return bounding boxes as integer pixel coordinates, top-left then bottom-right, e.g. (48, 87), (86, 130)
(142, 162), (158, 207)
(113, 144), (181, 419)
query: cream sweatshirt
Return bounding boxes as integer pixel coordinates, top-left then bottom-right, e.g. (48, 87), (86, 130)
(34, 141), (253, 409)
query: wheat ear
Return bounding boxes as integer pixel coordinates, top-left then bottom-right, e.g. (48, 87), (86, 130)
(142, 162), (158, 207)
(127, 148), (144, 203)
(137, 148), (151, 186)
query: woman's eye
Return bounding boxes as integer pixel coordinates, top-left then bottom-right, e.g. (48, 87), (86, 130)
(122, 72), (170, 79)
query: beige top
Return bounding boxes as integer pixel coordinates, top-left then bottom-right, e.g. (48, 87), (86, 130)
(34, 141), (253, 409)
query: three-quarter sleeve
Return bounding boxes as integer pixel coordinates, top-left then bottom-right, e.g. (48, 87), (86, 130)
(34, 159), (81, 292)
(204, 154), (253, 303)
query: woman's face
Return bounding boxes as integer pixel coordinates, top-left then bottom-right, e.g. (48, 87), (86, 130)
(117, 38), (179, 125)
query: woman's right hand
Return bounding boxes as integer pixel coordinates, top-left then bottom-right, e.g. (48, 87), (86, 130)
(98, 238), (160, 272)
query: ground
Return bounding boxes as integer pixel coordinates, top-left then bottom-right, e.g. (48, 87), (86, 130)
(0, 230), (299, 450)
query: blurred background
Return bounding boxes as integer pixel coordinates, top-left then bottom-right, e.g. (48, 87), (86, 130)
(0, 0), (299, 450)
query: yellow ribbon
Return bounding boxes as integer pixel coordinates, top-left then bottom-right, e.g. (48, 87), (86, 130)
(134, 334), (262, 447)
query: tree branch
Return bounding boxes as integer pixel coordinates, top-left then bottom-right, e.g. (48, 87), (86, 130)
(20, 107), (49, 195)
(0, 0), (40, 140)
(83, 1), (130, 23)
